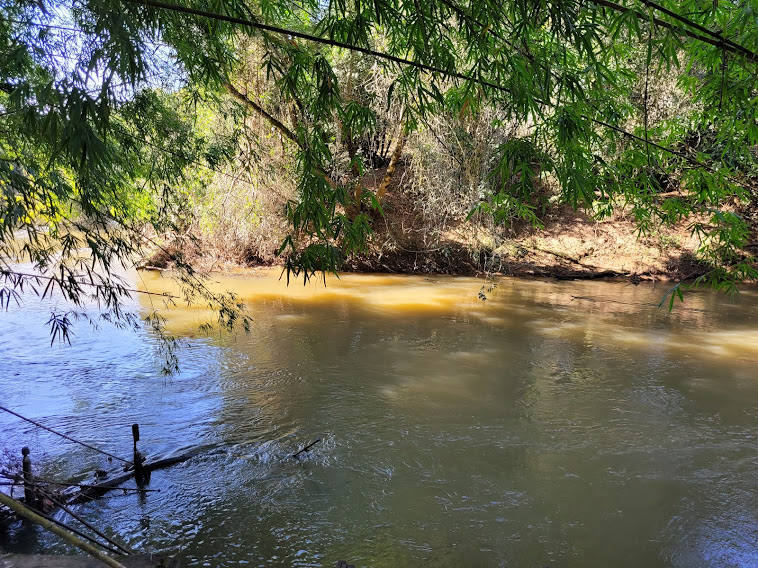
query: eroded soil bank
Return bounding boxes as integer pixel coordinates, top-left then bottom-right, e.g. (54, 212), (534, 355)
(344, 205), (712, 282)
(146, 188), (751, 283)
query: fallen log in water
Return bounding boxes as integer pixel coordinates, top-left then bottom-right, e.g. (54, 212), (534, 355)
(65, 452), (197, 505)
(64, 470), (137, 505)
(144, 452), (198, 472)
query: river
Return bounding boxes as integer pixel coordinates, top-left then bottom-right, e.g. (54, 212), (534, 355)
(1, 270), (758, 567)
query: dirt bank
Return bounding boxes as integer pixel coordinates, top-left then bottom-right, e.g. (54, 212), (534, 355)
(341, 191), (715, 282)
(145, 186), (739, 283)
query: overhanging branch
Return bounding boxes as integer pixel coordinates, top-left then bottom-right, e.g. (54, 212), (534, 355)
(119, 0), (733, 171)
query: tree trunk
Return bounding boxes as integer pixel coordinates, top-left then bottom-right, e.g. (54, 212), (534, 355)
(377, 132), (406, 201)
(223, 81), (301, 149)
(224, 81), (339, 190)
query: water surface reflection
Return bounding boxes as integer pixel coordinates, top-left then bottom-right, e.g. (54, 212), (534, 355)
(1, 271), (757, 567)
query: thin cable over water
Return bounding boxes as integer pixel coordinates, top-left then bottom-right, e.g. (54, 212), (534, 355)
(0, 404), (131, 465)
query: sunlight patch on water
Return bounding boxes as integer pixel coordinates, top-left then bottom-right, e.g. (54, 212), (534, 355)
(136, 269), (758, 372)
(476, 316), (509, 326)
(137, 269), (487, 328)
(446, 350), (487, 362)
(697, 330), (758, 356)
(527, 319), (587, 339)
(666, 498), (758, 568)
(653, 329), (758, 362)
(275, 313), (308, 321)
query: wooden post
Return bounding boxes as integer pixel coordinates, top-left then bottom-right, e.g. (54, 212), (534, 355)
(21, 446), (36, 508)
(132, 424), (146, 486)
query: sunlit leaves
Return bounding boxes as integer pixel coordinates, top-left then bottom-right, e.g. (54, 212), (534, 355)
(0, 1), (254, 371)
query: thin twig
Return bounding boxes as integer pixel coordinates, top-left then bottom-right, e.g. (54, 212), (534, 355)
(1, 270), (178, 299)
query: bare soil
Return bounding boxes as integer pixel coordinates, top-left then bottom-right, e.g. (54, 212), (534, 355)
(342, 187), (713, 283)
(145, 175), (740, 283)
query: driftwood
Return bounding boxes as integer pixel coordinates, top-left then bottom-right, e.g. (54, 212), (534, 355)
(0, 493), (127, 568)
(64, 471), (138, 505)
(0, 554), (175, 568)
(65, 452), (197, 505)
(144, 453), (198, 472)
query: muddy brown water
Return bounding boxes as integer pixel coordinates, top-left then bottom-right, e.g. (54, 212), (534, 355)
(2, 270), (758, 567)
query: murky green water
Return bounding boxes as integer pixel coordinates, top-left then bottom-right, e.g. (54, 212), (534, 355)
(2, 271), (758, 567)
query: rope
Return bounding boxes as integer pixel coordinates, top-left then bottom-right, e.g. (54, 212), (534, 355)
(0, 405), (131, 465)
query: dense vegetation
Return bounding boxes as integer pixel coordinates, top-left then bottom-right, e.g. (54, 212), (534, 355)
(2, 0), (758, 340)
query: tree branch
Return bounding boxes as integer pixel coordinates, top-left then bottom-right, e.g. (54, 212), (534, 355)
(223, 81), (302, 148)
(594, 0), (758, 61)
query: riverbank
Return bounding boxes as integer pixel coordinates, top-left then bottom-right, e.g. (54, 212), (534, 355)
(148, 192), (720, 283)
(344, 204), (711, 282)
